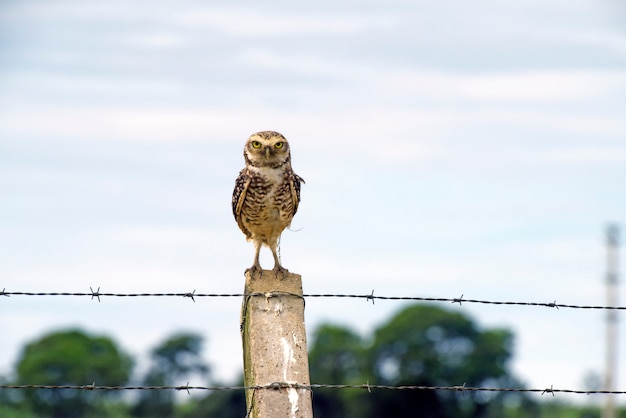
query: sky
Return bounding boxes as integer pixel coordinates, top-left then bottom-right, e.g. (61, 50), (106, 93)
(1, 0), (626, 405)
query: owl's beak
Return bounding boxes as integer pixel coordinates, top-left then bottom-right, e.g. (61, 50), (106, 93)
(264, 146), (272, 159)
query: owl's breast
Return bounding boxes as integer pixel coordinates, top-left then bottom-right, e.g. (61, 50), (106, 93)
(239, 170), (295, 244)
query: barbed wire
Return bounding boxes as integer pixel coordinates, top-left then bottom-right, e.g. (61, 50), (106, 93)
(0, 382), (615, 396)
(2, 287), (624, 310)
(1, 382), (624, 396)
(3, 289), (623, 401)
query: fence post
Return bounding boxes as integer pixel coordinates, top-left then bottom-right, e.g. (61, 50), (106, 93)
(603, 224), (619, 418)
(241, 269), (314, 418)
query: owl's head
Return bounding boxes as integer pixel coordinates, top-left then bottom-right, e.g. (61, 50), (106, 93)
(244, 131), (291, 168)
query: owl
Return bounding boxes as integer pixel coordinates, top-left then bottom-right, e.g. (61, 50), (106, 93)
(232, 131), (304, 275)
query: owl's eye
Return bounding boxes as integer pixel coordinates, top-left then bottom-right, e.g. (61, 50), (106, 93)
(274, 142), (284, 149)
(251, 141), (262, 149)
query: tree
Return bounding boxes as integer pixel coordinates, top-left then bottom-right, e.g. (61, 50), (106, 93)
(178, 378), (246, 418)
(308, 324), (366, 418)
(133, 332), (209, 418)
(365, 304), (515, 417)
(307, 304), (535, 418)
(15, 329), (132, 418)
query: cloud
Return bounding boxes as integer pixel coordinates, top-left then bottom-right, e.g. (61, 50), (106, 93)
(175, 8), (395, 37)
(1, 100), (623, 170)
(458, 71), (617, 101)
(3, 73), (182, 99)
(375, 69), (626, 102)
(115, 32), (189, 49)
(106, 225), (214, 247)
(530, 147), (626, 164)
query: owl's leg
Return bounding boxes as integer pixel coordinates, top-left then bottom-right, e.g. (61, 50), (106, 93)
(270, 241), (289, 277)
(246, 240), (263, 275)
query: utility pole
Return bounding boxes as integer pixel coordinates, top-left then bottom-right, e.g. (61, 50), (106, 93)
(241, 269), (314, 418)
(603, 224), (619, 418)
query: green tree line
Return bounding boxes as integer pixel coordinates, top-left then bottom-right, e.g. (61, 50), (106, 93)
(0, 304), (616, 417)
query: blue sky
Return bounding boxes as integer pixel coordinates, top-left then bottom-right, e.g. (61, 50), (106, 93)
(1, 0), (625, 403)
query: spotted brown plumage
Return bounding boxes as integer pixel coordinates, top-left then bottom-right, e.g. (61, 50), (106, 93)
(232, 131), (304, 275)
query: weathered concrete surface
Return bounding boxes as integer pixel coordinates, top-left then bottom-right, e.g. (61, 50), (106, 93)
(241, 270), (313, 418)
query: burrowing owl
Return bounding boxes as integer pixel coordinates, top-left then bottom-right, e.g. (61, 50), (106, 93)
(232, 131), (304, 274)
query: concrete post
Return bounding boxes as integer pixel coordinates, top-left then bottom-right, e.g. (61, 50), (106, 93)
(241, 269), (313, 418)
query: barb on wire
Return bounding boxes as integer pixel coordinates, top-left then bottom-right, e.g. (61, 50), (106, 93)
(177, 382), (191, 395)
(90, 287), (100, 302)
(548, 301), (559, 309)
(542, 385), (555, 397)
(2, 382), (626, 396)
(454, 382), (467, 396)
(2, 288), (626, 311)
(184, 290), (196, 302)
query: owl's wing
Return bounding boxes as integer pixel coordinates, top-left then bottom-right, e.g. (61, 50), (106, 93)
(289, 173), (305, 216)
(232, 169), (251, 222)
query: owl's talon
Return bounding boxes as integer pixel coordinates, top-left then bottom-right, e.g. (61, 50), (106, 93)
(246, 265), (262, 278)
(273, 265), (289, 279)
